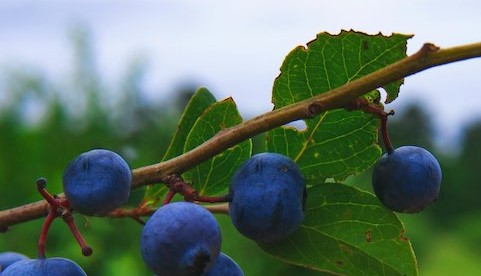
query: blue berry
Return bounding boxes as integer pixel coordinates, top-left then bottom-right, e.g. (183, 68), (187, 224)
(63, 149), (132, 215)
(204, 252), (244, 276)
(0, 252), (29, 273)
(141, 202), (222, 276)
(1, 257), (86, 276)
(372, 146), (442, 213)
(229, 152), (306, 243)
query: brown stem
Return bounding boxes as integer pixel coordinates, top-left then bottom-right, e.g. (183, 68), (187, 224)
(204, 203), (230, 215)
(1, 41), (481, 230)
(194, 195), (231, 204)
(108, 206), (156, 218)
(382, 110), (396, 154)
(131, 42), (481, 188)
(162, 174), (231, 204)
(107, 203), (230, 219)
(348, 99), (396, 154)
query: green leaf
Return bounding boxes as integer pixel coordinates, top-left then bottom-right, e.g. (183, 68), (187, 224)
(268, 109), (381, 181)
(183, 98), (252, 196)
(267, 31), (411, 181)
(143, 88), (217, 204)
(273, 31), (411, 105)
(259, 183), (418, 276)
(162, 87), (217, 161)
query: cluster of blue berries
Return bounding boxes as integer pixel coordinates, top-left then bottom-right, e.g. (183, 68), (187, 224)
(1, 139), (442, 275)
(2, 150), (306, 275)
(140, 152), (306, 275)
(0, 149), (133, 275)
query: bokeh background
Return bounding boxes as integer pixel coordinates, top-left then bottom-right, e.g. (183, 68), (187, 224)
(1, 1), (481, 275)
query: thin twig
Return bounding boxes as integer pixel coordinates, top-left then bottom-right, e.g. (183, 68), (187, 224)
(1, 41), (481, 231)
(130, 42), (481, 187)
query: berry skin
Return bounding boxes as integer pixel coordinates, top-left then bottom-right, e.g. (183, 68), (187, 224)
(1, 257), (86, 276)
(141, 202), (222, 276)
(204, 252), (244, 276)
(0, 252), (29, 272)
(229, 152), (306, 243)
(63, 149), (132, 215)
(372, 146), (442, 213)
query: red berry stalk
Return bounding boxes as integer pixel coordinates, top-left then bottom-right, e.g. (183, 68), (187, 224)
(36, 178), (92, 258)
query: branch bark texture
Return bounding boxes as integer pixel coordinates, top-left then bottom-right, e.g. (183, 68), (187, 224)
(1, 41), (481, 231)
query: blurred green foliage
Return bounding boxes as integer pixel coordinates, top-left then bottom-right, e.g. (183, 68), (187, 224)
(0, 29), (179, 275)
(1, 29), (481, 275)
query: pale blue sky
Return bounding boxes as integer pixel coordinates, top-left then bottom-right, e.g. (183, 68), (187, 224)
(1, 0), (480, 149)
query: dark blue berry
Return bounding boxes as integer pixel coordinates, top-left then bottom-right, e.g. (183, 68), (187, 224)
(63, 149), (132, 215)
(372, 146), (442, 213)
(0, 251), (29, 273)
(204, 252), (243, 276)
(2, 257), (86, 276)
(141, 202), (222, 276)
(229, 152), (306, 243)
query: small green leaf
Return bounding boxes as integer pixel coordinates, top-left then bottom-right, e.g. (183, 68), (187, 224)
(268, 109), (381, 182)
(267, 31), (410, 181)
(183, 98), (252, 196)
(259, 183), (418, 276)
(162, 87), (217, 161)
(273, 31), (410, 106)
(144, 88), (216, 203)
